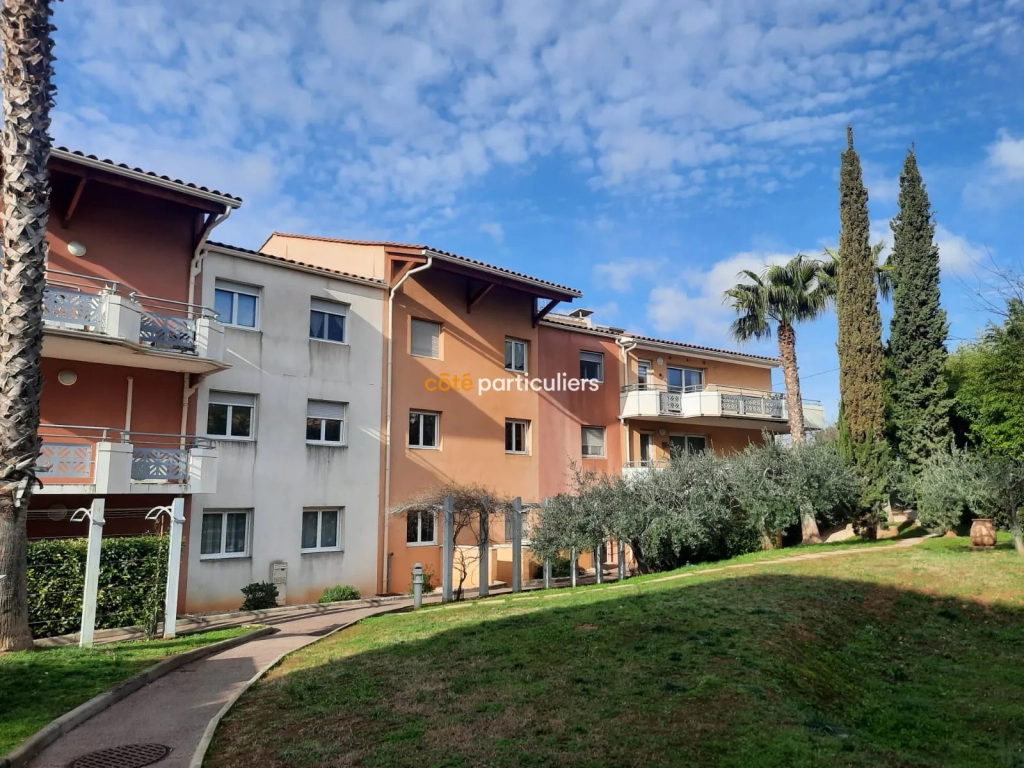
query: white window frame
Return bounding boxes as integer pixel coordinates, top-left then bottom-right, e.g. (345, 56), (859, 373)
(199, 509), (251, 560)
(300, 507), (343, 553)
(582, 425), (606, 458)
(214, 279), (261, 330)
(505, 338), (528, 374)
(309, 297), (348, 344)
(410, 318), (442, 359)
(206, 391), (257, 441)
(580, 351), (605, 382)
(669, 433), (708, 455)
(407, 509), (437, 546)
(409, 410), (440, 449)
(637, 359), (652, 387)
(505, 419), (530, 454)
(306, 400), (347, 445)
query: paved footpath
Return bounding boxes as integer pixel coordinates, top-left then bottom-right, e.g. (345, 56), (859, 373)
(28, 600), (419, 768)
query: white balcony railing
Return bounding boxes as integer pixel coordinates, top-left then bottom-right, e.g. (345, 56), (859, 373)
(619, 382), (825, 430)
(36, 425), (218, 494)
(621, 460), (669, 481)
(42, 270), (224, 362)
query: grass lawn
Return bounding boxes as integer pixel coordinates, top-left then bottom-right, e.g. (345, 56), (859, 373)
(0, 626), (261, 754)
(209, 537), (1024, 768)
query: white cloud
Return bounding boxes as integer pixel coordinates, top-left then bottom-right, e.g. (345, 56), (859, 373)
(862, 160), (900, 205)
(935, 224), (987, 275)
(647, 250), (794, 343)
(593, 258), (665, 293)
(48, 0), (1022, 239)
(987, 129), (1024, 180)
(479, 221), (505, 244)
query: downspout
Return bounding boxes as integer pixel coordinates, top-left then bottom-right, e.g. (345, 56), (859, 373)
(382, 255), (434, 593)
(616, 336), (637, 464)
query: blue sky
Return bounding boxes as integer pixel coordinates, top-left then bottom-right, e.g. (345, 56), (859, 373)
(50, 0), (1024, 420)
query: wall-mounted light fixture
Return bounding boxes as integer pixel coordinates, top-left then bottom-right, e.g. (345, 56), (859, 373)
(57, 369), (78, 386)
(67, 241), (87, 257)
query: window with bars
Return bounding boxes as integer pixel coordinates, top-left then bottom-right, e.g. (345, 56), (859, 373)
(309, 298), (347, 343)
(411, 319), (441, 358)
(200, 510), (251, 559)
(301, 508), (342, 552)
(306, 400), (347, 445)
(206, 391), (256, 440)
(581, 425), (606, 457)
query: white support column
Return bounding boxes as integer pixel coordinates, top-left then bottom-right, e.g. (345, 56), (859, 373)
(570, 547), (578, 588)
(618, 540), (627, 580)
(441, 496), (454, 603)
(543, 559), (552, 589)
(595, 543), (603, 584)
(163, 497), (185, 639)
(511, 497), (522, 593)
(77, 499), (105, 648)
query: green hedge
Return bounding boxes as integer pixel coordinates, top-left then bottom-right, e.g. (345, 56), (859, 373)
(27, 536), (168, 639)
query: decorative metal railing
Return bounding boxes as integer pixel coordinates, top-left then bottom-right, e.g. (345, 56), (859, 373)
(139, 310), (196, 352)
(37, 443), (94, 481)
(127, 432), (213, 483)
(42, 286), (106, 331)
(623, 382), (806, 420)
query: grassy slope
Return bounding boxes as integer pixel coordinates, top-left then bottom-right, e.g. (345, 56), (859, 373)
(210, 538), (1024, 768)
(0, 626), (260, 753)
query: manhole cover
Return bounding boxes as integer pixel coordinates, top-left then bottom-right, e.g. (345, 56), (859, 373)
(68, 743), (171, 768)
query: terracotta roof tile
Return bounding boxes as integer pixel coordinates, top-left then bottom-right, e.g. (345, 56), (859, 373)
(206, 241), (386, 286)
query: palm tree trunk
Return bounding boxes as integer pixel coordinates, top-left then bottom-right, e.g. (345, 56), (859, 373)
(0, 0), (57, 652)
(778, 323), (822, 544)
(777, 322), (806, 445)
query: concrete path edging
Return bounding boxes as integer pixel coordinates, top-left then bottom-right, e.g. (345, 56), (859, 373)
(189, 606), (412, 768)
(1, 626), (274, 768)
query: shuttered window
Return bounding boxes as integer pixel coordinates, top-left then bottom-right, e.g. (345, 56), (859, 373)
(411, 319), (441, 359)
(310, 298), (347, 343)
(306, 400), (346, 444)
(207, 391), (256, 440)
(581, 426), (606, 457)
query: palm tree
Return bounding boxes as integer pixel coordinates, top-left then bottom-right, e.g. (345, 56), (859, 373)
(0, 0), (57, 652)
(724, 253), (833, 543)
(822, 242), (893, 300)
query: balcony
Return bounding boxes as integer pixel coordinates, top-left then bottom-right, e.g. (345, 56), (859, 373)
(41, 270), (226, 373)
(619, 383), (825, 432)
(621, 459), (669, 481)
(36, 425), (217, 495)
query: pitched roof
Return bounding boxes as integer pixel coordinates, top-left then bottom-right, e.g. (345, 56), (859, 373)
(266, 232), (583, 299)
(206, 241), (386, 287)
(627, 332), (781, 364)
(51, 147), (243, 208)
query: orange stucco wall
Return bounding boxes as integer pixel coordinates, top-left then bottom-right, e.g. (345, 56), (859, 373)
(537, 325), (624, 497)
(626, 420), (766, 460)
(385, 267), (545, 592)
(47, 171), (200, 302)
(261, 234), (389, 282)
(625, 346), (774, 391)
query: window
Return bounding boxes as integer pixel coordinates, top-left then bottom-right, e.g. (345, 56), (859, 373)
(407, 509), (436, 545)
(200, 510), (250, 559)
(639, 432), (654, 463)
(637, 360), (652, 387)
(409, 410), (439, 449)
(505, 419), (529, 454)
(309, 298), (347, 343)
(668, 367), (704, 393)
(669, 435), (707, 455)
(306, 400), (346, 445)
(505, 512), (530, 542)
(411, 319), (441, 358)
(505, 338), (528, 374)
(582, 425), (606, 458)
(580, 351), (604, 382)
(214, 279), (259, 329)
(301, 508), (342, 552)
(206, 391), (256, 440)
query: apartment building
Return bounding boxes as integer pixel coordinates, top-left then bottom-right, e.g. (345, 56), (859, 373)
(184, 243), (386, 611)
(31, 148), (239, 609)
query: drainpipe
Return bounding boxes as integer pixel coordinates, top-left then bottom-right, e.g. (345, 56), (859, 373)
(180, 374), (199, 449)
(187, 206), (233, 312)
(382, 255), (434, 593)
(124, 377), (134, 432)
(616, 336), (637, 463)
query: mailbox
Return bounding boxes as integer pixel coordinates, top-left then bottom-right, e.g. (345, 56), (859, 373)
(270, 560), (287, 605)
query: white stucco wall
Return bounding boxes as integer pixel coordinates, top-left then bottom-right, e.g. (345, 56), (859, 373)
(185, 248), (386, 612)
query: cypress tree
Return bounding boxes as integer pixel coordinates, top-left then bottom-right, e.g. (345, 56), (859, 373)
(886, 147), (951, 471)
(837, 126), (886, 441)
(836, 126), (888, 534)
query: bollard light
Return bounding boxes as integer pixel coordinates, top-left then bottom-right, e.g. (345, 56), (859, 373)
(413, 562), (423, 610)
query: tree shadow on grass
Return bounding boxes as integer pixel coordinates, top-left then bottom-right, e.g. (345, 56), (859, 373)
(209, 574), (1024, 768)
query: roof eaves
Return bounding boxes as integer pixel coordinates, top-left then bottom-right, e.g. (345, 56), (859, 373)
(205, 241), (387, 288)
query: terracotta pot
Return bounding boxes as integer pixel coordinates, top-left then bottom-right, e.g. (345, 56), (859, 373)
(970, 518), (997, 548)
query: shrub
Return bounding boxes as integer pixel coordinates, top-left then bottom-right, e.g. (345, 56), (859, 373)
(915, 450), (980, 533)
(549, 555), (572, 578)
(240, 581), (279, 611)
(26, 535), (168, 639)
(319, 585), (361, 603)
